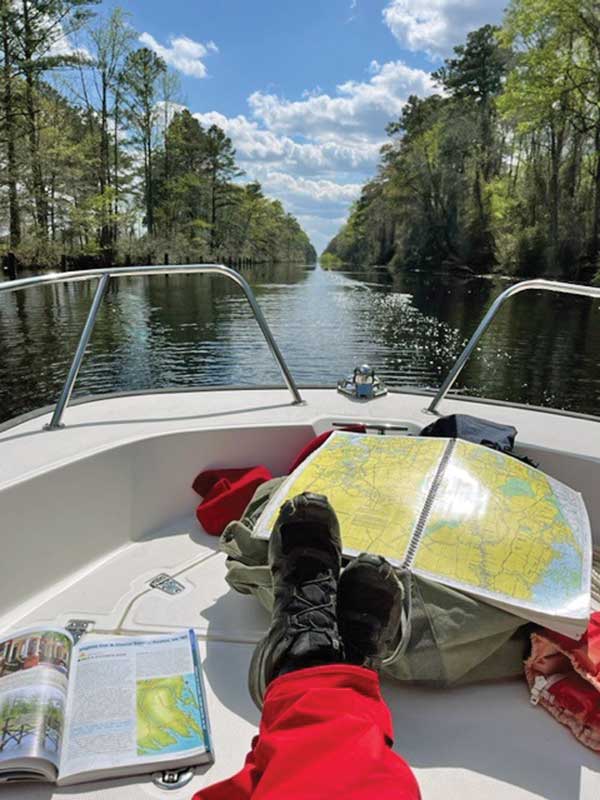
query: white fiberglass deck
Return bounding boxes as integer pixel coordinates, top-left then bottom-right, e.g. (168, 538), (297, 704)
(0, 388), (599, 799)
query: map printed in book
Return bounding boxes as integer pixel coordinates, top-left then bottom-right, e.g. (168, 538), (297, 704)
(0, 628), (213, 785)
(253, 432), (592, 638)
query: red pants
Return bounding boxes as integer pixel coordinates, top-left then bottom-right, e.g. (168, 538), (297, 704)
(194, 664), (420, 800)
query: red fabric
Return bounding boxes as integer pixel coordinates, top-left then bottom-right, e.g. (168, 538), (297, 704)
(542, 612), (600, 688)
(193, 664), (420, 800)
(525, 612), (600, 751)
(287, 425), (367, 474)
(193, 466), (273, 536)
(192, 426), (367, 536)
(528, 612), (600, 692)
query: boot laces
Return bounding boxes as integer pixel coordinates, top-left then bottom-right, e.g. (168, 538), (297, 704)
(282, 571), (337, 635)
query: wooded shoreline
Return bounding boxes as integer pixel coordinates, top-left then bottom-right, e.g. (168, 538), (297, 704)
(1, 250), (315, 281)
(325, 3), (600, 287)
(0, 3), (316, 274)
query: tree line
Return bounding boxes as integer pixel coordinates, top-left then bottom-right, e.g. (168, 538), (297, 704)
(0, 0), (316, 269)
(324, 0), (600, 283)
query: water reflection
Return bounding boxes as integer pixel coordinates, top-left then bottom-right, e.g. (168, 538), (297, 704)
(0, 263), (598, 423)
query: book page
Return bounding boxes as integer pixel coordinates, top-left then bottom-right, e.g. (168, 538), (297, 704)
(411, 440), (591, 625)
(0, 628), (73, 781)
(253, 432), (447, 565)
(59, 631), (210, 782)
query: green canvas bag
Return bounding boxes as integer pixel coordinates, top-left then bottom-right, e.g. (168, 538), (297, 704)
(220, 478), (531, 687)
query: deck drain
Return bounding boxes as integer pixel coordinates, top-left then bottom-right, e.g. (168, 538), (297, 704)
(153, 767), (194, 790)
(149, 573), (185, 595)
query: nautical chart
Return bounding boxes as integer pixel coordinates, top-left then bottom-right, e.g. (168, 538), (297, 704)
(254, 432), (590, 624)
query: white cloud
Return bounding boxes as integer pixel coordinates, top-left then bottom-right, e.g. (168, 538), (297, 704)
(249, 60), (434, 142)
(189, 58), (434, 251)
(297, 214), (349, 250)
(194, 110), (381, 176)
(139, 32), (218, 78)
(155, 101), (187, 133)
(47, 23), (90, 61)
(259, 172), (362, 204)
(193, 109), (373, 251)
(383, 0), (507, 59)
(251, 170), (362, 252)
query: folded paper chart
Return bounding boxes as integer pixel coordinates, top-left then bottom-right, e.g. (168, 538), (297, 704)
(253, 432), (592, 637)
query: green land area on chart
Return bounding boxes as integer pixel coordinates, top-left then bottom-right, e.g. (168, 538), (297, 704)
(136, 674), (204, 757)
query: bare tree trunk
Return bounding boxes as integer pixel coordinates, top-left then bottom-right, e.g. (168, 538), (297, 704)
(591, 121), (600, 263)
(113, 92), (120, 243)
(50, 173), (56, 240)
(162, 95), (171, 236)
(22, 0), (47, 238)
(210, 170), (217, 253)
(99, 70), (111, 248)
(549, 121), (564, 272)
(1, 9), (20, 248)
(144, 127), (154, 236)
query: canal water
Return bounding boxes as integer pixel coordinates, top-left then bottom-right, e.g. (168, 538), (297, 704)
(0, 263), (599, 424)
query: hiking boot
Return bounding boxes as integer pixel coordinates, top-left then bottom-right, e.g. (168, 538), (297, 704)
(338, 553), (404, 667)
(248, 492), (344, 708)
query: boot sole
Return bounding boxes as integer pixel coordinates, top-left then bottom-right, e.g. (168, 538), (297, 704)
(340, 553), (404, 659)
(269, 493), (342, 570)
(248, 634), (269, 709)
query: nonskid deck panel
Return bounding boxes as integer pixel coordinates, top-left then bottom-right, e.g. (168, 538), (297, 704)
(1, 513), (598, 800)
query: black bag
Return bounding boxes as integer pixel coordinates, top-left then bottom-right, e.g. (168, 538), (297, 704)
(420, 413), (516, 449)
(420, 413), (537, 467)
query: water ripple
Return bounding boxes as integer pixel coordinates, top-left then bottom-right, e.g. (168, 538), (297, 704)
(0, 264), (598, 422)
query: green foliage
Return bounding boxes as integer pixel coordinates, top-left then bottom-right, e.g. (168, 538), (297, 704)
(150, 111), (314, 263)
(0, 4), (315, 265)
(326, 6), (600, 282)
(433, 24), (510, 103)
(319, 252), (344, 270)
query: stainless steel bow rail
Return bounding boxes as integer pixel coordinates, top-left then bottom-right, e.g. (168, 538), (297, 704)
(428, 278), (600, 414)
(0, 264), (304, 429)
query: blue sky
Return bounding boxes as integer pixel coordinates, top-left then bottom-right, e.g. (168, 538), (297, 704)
(106, 0), (507, 252)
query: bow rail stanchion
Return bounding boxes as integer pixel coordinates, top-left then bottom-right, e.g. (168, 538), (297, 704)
(0, 264), (304, 430)
(428, 278), (600, 415)
(45, 273), (111, 430)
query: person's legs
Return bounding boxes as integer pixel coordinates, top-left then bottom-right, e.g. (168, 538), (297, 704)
(197, 664), (419, 800)
(194, 494), (419, 800)
(248, 492), (345, 707)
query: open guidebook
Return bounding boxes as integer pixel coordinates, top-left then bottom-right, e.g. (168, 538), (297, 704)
(0, 627), (213, 786)
(253, 432), (592, 638)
